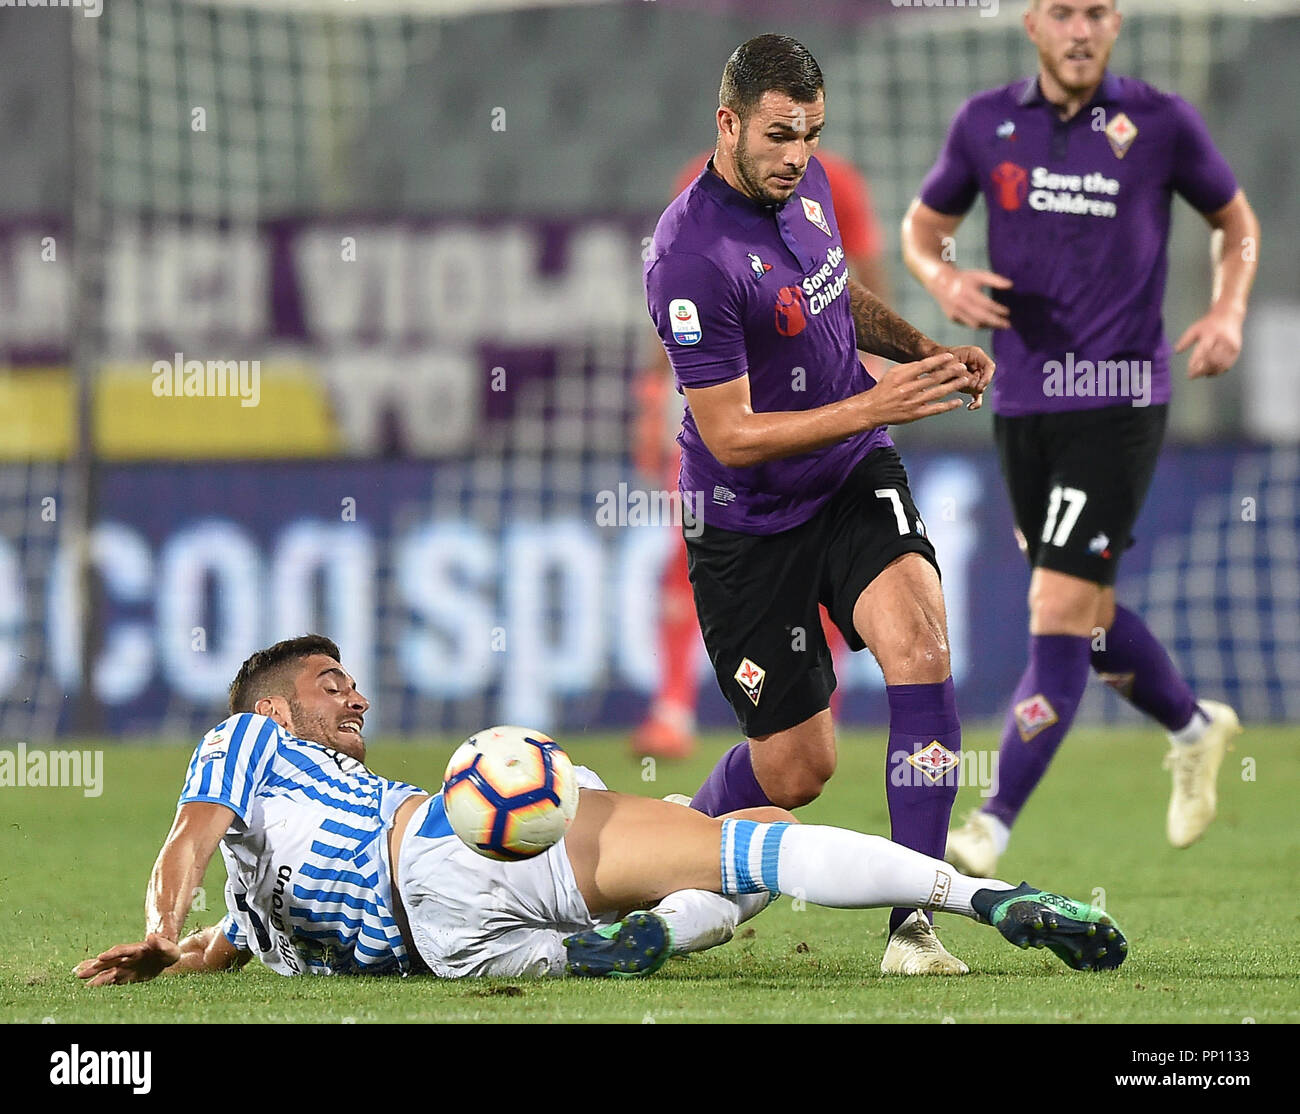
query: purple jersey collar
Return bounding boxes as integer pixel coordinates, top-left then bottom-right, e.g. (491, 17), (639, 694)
(695, 156), (792, 226)
(1017, 70), (1123, 108)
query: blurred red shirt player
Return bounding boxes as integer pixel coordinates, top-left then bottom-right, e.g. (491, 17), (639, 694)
(633, 149), (891, 759)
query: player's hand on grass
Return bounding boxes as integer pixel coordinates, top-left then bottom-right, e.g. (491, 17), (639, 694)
(867, 352), (975, 425)
(73, 932), (181, 987)
(1175, 308), (1242, 379)
(927, 267), (1013, 330)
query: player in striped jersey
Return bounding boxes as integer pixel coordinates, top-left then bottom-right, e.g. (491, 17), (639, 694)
(176, 713), (421, 975)
(76, 636), (428, 979)
(76, 635), (1128, 983)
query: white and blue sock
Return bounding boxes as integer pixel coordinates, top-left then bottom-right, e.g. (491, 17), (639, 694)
(719, 818), (1013, 918)
(649, 889), (771, 956)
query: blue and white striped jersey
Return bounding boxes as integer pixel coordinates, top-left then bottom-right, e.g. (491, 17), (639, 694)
(179, 713), (424, 976)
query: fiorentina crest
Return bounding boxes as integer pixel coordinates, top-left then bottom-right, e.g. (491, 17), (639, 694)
(1014, 694), (1059, 742)
(734, 657), (766, 706)
(907, 740), (961, 783)
(800, 195), (832, 237)
(1105, 111), (1138, 159)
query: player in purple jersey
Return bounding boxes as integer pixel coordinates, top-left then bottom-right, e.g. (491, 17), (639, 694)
(901, 0), (1259, 876)
(644, 35), (998, 974)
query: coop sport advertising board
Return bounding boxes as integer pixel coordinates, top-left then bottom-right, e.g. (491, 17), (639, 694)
(5, 445), (1294, 737)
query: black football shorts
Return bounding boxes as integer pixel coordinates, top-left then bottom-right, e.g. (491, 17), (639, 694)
(684, 446), (939, 738)
(993, 403), (1168, 587)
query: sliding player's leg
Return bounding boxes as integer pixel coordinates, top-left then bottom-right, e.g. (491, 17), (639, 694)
(565, 790), (771, 910)
(562, 790), (1126, 972)
(397, 762), (750, 980)
(562, 794), (782, 977)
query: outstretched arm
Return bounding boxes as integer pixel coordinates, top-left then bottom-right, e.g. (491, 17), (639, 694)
(74, 801), (237, 986)
(167, 923), (252, 974)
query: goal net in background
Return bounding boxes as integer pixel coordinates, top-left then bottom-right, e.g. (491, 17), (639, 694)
(55, 0), (656, 741)
(2, 0), (1296, 743)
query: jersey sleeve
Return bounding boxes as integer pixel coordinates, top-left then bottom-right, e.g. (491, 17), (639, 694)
(645, 251), (748, 389)
(178, 712), (279, 823)
(1167, 95), (1239, 214)
(821, 157), (882, 260)
(220, 852), (262, 954)
(918, 100), (981, 216)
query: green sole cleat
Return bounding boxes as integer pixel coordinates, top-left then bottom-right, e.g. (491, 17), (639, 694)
(563, 911), (673, 978)
(972, 882), (1128, 971)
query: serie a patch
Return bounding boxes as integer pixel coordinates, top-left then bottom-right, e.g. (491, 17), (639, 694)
(668, 298), (701, 345)
(1014, 694), (1059, 741)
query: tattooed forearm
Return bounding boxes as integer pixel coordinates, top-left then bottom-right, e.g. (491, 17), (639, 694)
(847, 279), (937, 363)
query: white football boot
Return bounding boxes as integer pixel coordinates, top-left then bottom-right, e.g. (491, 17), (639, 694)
(661, 794), (694, 807)
(1164, 699), (1241, 848)
(881, 910), (970, 975)
(944, 811), (1003, 878)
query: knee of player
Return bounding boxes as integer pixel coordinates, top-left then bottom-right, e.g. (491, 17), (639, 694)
(765, 759), (834, 809)
(913, 631), (951, 674)
(1028, 586), (1097, 634)
(881, 627), (951, 679)
(1094, 591), (1117, 631)
(745, 805), (799, 825)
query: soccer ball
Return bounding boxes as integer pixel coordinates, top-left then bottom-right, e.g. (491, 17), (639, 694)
(442, 726), (580, 861)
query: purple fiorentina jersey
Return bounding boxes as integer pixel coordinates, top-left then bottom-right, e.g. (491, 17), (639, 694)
(644, 155), (891, 535)
(920, 73), (1238, 416)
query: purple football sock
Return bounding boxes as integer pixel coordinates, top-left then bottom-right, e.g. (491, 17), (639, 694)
(985, 634), (1092, 830)
(691, 741), (772, 817)
(1092, 604), (1200, 731)
(884, 678), (961, 933)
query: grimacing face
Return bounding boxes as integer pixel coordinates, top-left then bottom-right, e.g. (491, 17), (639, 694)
(724, 90), (825, 206)
(1025, 0), (1121, 98)
(269, 654), (370, 759)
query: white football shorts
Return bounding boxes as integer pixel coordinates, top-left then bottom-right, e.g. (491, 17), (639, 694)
(397, 765), (613, 978)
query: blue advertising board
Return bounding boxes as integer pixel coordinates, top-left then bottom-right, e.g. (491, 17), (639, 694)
(2, 445), (1294, 739)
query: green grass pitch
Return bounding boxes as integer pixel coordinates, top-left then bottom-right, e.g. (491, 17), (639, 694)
(2, 725), (1297, 1024)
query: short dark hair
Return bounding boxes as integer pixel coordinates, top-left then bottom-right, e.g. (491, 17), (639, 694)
(228, 634), (341, 714)
(719, 34), (824, 123)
